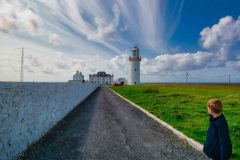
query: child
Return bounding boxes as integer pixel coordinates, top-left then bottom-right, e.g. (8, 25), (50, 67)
(203, 98), (232, 160)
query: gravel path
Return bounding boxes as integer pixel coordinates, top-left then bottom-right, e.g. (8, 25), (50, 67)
(20, 87), (209, 160)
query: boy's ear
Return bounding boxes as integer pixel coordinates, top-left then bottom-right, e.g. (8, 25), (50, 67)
(207, 106), (211, 113)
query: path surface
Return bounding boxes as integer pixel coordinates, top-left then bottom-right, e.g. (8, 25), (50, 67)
(20, 88), (209, 160)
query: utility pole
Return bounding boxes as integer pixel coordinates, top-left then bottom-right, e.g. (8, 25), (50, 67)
(185, 72), (189, 83)
(20, 47), (24, 82)
(228, 74), (231, 85)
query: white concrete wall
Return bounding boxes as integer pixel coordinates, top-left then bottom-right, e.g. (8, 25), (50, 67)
(0, 82), (97, 160)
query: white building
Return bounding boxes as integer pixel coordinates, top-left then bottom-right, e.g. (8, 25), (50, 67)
(129, 46), (141, 85)
(89, 71), (113, 86)
(118, 78), (127, 85)
(72, 71), (84, 83)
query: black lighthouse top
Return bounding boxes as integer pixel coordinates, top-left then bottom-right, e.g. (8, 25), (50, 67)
(132, 46), (140, 57)
(129, 46), (141, 61)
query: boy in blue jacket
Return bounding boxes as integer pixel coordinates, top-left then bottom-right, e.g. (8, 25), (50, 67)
(203, 98), (232, 160)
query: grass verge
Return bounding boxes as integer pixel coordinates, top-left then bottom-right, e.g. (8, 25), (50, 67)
(111, 84), (240, 159)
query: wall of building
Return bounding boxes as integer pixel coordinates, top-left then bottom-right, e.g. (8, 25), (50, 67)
(90, 77), (113, 86)
(0, 82), (97, 160)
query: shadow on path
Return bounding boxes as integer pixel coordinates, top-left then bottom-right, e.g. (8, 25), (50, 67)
(19, 88), (100, 160)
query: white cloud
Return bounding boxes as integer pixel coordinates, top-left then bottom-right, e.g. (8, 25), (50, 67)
(24, 65), (34, 73)
(42, 67), (54, 75)
(37, 0), (59, 10)
(27, 54), (42, 67)
(231, 61), (240, 71)
(200, 16), (240, 49)
(1, 43), (239, 82)
(200, 15), (240, 69)
(1, 0), (184, 55)
(141, 51), (214, 75)
(112, 3), (120, 27)
(48, 33), (63, 46)
(0, 53), (19, 73)
(0, 0), (41, 35)
(87, 24), (116, 42)
(26, 52), (74, 74)
(118, 0), (184, 52)
(37, 0), (122, 53)
(87, 3), (120, 42)
(54, 53), (75, 70)
(235, 62), (240, 71)
(109, 53), (129, 70)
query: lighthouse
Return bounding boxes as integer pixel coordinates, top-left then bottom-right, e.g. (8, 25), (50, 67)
(129, 46), (141, 85)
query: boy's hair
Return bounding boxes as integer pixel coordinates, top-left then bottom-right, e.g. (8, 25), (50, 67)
(207, 98), (222, 114)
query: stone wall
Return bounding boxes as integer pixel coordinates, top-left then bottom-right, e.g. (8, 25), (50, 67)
(0, 82), (97, 160)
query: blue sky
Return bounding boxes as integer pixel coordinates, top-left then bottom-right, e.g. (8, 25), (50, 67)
(0, 0), (240, 82)
(171, 0), (240, 53)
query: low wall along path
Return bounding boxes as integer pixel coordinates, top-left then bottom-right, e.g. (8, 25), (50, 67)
(0, 82), (97, 160)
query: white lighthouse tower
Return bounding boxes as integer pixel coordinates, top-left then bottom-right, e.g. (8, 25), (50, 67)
(129, 46), (141, 85)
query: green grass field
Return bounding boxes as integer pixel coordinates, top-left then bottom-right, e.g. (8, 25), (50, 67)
(111, 84), (240, 159)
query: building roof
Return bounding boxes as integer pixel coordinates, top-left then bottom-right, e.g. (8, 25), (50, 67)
(89, 71), (113, 77)
(74, 71), (84, 77)
(118, 78), (127, 81)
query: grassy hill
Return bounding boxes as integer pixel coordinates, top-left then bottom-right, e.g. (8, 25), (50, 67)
(111, 84), (240, 159)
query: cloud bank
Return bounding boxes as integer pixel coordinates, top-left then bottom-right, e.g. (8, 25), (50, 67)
(201, 16), (240, 50)
(0, 0), (184, 54)
(0, 0), (41, 35)
(200, 16), (240, 61)
(141, 52), (214, 75)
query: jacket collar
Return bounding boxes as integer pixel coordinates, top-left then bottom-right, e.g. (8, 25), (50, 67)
(209, 113), (223, 122)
